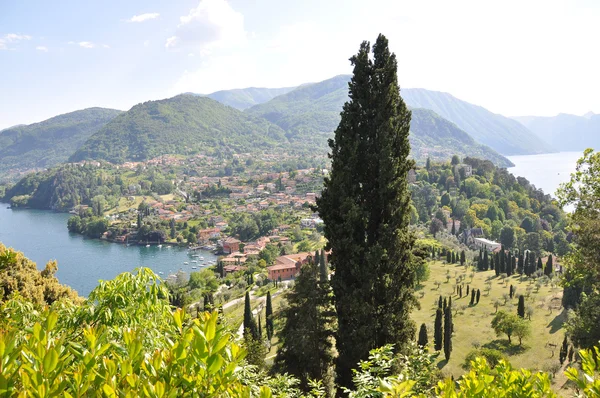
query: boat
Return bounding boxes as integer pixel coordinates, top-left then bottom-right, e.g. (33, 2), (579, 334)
(200, 256), (204, 260)
(183, 262), (189, 265)
(191, 266), (197, 269)
(166, 246), (171, 249)
(157, 244), (163, 248)
(191, 260), (198, 263)
(145, 244), (150, 248)
(158, 271), (164, 275)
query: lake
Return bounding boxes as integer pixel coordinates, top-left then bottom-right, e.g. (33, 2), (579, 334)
(507, 151), (582, 199)
(0, 206), (217, 296)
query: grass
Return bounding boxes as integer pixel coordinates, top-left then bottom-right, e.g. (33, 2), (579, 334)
(412, 261), (567, 383)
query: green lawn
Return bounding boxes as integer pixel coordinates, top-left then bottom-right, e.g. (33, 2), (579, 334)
(412, 261), (569, 387)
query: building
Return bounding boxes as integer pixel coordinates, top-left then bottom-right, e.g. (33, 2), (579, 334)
(454, 163), (473, 177)
(222, 237), (241, 254)
(223, 265), (247, 275)
(473, 237), (501, 251)
(267, 252), (312, 281)
(463, 227), (484, 245)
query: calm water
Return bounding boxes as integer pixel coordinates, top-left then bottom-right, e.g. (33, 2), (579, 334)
(0, 205), (216, 296)
(507, 151), (582, 199)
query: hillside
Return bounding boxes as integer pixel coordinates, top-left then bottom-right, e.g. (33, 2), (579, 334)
(400, 88), (553, 155)
(246, 75), (513, 167)
(0, 108), (121, 181)
(513, 113), (600, 151)
(69, 95), (289, 164)
(204, 86), (297, 110)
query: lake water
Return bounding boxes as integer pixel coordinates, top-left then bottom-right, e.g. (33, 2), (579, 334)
(0, 206), (217, 296)
(507, 151), (582, 199)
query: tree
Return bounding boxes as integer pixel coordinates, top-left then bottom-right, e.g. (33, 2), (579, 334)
(315, 34), (418, 387)
(275, 260), (336, 394)
(417, 323), (428, 347)
(434, 308), (443, 351)
(443, 302), (453, 360)
(491, 311), (527, 345)
(500, 226), (515, 248)
(430, 218), (444, 237)
(559, 336), (568, 365)
(513, 319), (531, 346)
(460, 250), (465, 266)
(243, 291), (258, 339)
(470, 289), (475, 305)
(545, 255), (553, 277)
(265, 291), (274, 341)
(476, 289), (481, 304)
(517, 295), (525, 318)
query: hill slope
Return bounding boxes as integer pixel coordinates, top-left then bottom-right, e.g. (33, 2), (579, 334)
(69, 95), (289, 164)
(246, 75), (513, 167)
(204, 86), (297, 110)
(513, 113), (600, 151)
(0, 108), (121, 181)
(400, 88), (553, 155)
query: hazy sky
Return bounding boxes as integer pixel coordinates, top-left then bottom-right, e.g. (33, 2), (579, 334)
(1, 0), (599, 129)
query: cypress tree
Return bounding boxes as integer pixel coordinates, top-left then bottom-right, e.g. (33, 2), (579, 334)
(315, 35), (418, 386)
(243, 291), (258, 339)
(466, 285), (470, 296)
(483, 250), (489, 270)
(446, 251), (451, 264)
(448, 296), (452, 309)
(470, 289), (475, 305)
(443, 297), (448, 312)
(518, 253), (524, 274)
(418, 323), (428, 347)
(517, 295), (525, 318)
(460, 250), (465, 265)
(266, 291), (274, 341)
(545, 255), (553, 277)
(443, 304), (453, 360)
(509, 285), (514, 299)
(537, 257), (543, 271)
(434, 308), (443, 351)
(451, 220), (456, 235)
(438, 295), (443, 309)
(568, 345), (575, 363)
(320, 249), (328, 282)
(476, 289), (481, 304)
(490, 255), (495, 271)
(559, 336), (568, 365)
(258, 313), (263, 339)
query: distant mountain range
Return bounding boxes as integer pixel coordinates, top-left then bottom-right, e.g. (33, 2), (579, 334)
(513, 113), (600, 151)
(0, 108), (121, 181)
(203, 86), (297, 110)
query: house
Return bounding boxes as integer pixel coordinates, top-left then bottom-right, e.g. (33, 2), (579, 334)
(454, 163), (473, 178)
(463, 227), (484, 245)
(215, 221), (229, 231)
(222, 237), (241, 254)
(473, 237), (501, 251)
(267, 252), (312, 280)
(408, 169), (417, 184)
(223, 265), (247, 275)
(198, 228), (220, 243)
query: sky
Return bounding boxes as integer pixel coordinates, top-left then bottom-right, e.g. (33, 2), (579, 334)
(1, 0), (599, 130)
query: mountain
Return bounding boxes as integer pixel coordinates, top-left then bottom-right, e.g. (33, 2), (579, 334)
(246, 75), (513, 167)
(0, 108), (121, 181)
(203, 86), (297, 110)
(69, 95), (289, 164)
(513, 113), (600, 151)
(400, 89), (553, 155)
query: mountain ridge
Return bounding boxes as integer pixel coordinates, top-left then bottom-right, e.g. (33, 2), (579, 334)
(513, 113), (600, 151)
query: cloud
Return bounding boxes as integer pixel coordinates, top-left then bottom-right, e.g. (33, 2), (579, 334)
(75, 41), (109, 49)
(165, 0), (246, 53)
(128, 13), (160, 23)
(0, 33), (32, 50)
(36, 46), (48, 52)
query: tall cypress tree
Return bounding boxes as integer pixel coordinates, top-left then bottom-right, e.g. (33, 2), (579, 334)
(443, 303), (453, 360)
(266, 291), (274, 341)
(319, 249), (328, 282)
(476, 289), (481, 304)
(517, 295), (525, 318)
(418, 323), (428, 347)
(243, 291), (258, 339)
(434, 308), (443, 351)
(316, 34), (418, 387)
(518, 253), (524, 274)
(537, 257), (543, 271)
(438, 295), (443, 309)
(460, 250), (465, 265)
(545, 255), (553, 277)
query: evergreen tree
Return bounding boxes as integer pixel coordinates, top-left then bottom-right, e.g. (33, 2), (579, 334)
(319, 250), (328, 282)
(466, 285), (470, 296)
(451, 220), (456, 235)
(258, 313), (263, 339)
(490, 256), (495, 271)
(417, 323), (428, 347)
(446, 251), (452, 264)
(483, 251), (489, 270)
(443, 297), (448, 312)
(243, 291), (258, 339)
(316, 34), (418, 387)
(443, 302), (453, 360)
(568, 345), (575, 363)
(470, 289), (475, 305)
(518, 253), (524, 274)
(509, 285), (514, 299)
(476, 289), (481, 304)
(266, 291), (274, 341)
(438, 295), (443, 309)
(545, 255), (553, 277)
(517, 295), (525, 318)
(537, 257), (543, 271)
(426, 156), (431, 170)
(434, 308), (443, 351)
(460, 250), (465, 265)
(275, 260), (336, 393)
(559, 336), (568, 365)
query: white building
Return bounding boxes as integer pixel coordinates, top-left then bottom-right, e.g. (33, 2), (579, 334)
(473, 237), (501, 251)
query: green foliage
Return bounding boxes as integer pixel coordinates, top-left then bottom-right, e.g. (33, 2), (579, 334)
(491, 311), (530, 345)
(463, 349), (507, 370)
(564, 346), (600, 397)
(0, 108), (121, 182)
(206, 86), (297, 110)
(70, 95), (288, 163)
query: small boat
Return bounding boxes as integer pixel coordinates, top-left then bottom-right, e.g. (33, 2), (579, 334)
(166, 246), (171, 249)
(183, 262), (189, 265)
(145, 244), (150, 248)
(158, 271), (164, 275)
(157, 244), (163, 248)
(191, 266), (197, 269)
(191, 260), (198, 263)
(199, 257), (204, 260)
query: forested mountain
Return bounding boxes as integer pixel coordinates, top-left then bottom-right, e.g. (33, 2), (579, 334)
(0, 108), (121, 181)
(246, 75), (513, 166)
(513, 113), (600, 151)
(400, 89), (553, 155)
(69, 95), (289, 164)
(204, 86), (297, 110)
